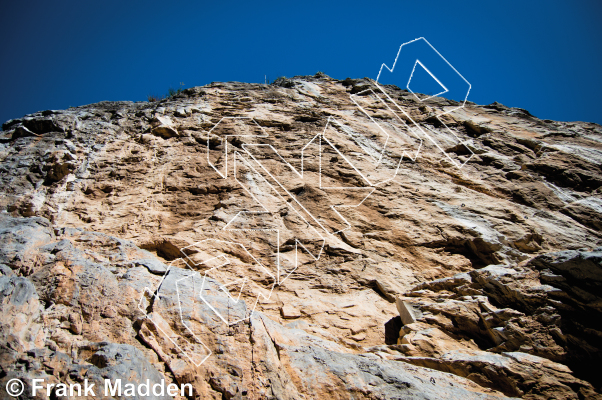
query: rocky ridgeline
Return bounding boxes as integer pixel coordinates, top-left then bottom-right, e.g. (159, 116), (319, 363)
(0, 74), (601, 399)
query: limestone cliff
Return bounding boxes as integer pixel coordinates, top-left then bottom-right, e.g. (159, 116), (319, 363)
(0, 74), (601, 399)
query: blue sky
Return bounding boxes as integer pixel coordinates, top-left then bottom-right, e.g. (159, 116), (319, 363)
(1, 0), (601, 125)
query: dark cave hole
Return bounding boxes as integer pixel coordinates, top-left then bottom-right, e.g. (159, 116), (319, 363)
(384, 316), (403, 345)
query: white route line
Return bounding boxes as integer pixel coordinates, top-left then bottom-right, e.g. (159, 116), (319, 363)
(180, 238), (276, 326)
(373, 83), (475, 169)
(407, 60), (448, 100)
(372, 38), (474, 169)
(206, 117), (269, 179)
(155, 37), (475, 367)
(223, 210), (291, 284)
(349, 87), (425, 162)
(376, 37), (471, 112)
(137, 259), (212, 367)
(232, 150), (327, 270)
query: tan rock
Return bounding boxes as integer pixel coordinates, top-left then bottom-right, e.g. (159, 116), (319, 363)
(396, 298), (422, 325)
(350, 326), (366, 335)
(280, 304), (301, 319)
(1, 75), (601, 399)
(398, 349), (599, 400)
(101, 306), (117, 318)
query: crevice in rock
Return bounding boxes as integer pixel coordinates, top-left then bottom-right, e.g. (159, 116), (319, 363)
(422, 238), (490, 269)
(139, 239), (182, 261)
(371, 280), (394, 302)
(384, 316), (402, 345)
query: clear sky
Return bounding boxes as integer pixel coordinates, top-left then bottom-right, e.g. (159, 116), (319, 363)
(1, 0), (601, 125)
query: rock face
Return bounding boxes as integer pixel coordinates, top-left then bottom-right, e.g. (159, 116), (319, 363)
(0, 74), (601, 399)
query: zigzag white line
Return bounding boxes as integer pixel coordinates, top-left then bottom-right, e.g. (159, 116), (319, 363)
(137, 259), (212, 367)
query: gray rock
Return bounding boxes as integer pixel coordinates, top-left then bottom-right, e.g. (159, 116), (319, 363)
(397, 349), (598, 399)
(86, 342), (174, 400)
(396, 299), (422, 325)
(0, 276), (44, 353)
(1, 342), (175, 400)
(0, 215), (54, 271)
(133, 258), (167, 274)
(252, 313), (510, 399)
(529, 247), (602, 283)
(0, 264), (14, 277)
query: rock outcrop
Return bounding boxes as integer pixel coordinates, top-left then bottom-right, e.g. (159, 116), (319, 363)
(0, 74), (600, 399)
